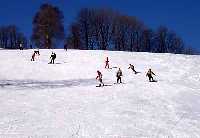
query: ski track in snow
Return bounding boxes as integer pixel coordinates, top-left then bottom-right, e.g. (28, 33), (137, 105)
(0, 49), (200, 138)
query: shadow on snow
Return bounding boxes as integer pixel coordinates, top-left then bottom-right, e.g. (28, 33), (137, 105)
(0, 78), (96, 90)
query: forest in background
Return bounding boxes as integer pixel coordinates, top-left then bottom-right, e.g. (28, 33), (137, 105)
(0, 4), (197, 55)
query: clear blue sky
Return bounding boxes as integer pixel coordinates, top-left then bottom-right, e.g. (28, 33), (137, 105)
(0, 0), (199, 51)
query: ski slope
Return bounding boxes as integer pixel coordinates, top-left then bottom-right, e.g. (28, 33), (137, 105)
(0, 49), (200, 138)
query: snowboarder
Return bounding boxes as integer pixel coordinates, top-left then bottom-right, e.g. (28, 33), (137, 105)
(49, 52), (56, 64)
(146, 68), (156, 82)
(116, 68), (123, 83)
(96, 70), (104, 87)
(128, 64), (137, 74)
(31, 52), (36, 61)
(105, 57), (110, 69)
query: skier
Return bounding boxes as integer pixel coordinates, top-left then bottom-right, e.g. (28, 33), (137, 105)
(64, 43), (68, 51)
(105, 57), (110, 69)
(96, 70), (104, 87)
(19, 43), (23, 50)
(31, 52), (36, 61)
(34, 48), (40, 55)
(146, 68), (156, 82)
(49, 52), (56, 64)
(116, 68), (123, 83)
(128, 64), (137, 74)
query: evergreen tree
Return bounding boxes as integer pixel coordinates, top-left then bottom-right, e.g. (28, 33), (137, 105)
(32, 3), (65, 49)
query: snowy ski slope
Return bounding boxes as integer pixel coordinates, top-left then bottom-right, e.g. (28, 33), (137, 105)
(0, 49), (200, 138)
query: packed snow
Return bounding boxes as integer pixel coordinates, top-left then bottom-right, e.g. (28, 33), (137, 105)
(0, 49), (200, 138)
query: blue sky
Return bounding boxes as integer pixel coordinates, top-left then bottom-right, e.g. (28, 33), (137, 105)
(0, 0), (199, 51)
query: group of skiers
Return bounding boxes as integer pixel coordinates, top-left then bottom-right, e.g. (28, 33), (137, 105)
(31, 49), (57, 64)
(29, 49), (156, 86)
(96, 57), (156, 87)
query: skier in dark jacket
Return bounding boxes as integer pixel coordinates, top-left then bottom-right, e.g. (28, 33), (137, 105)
(34, 48), (40, 55)
(128, 64), (137, 74)
(96, 70), (104, 87)
(19, 43), (23, 50)
(105, 57), (110, 69)
(64, 43), (68, 51)
(116, 68), (123, 83)
(49, 52), (56, 64)
(146, 69), (156, 82)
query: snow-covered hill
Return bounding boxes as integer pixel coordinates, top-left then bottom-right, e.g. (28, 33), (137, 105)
(0, 49), (200, 138)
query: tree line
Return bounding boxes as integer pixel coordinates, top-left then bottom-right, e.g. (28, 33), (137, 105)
(66, 8), (196, 54)
(0, 25), (27, 49)
(0, 3), (197, 55)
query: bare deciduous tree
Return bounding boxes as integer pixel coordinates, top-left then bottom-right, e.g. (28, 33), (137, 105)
(0, 25), (27, 49)
(65, 7), (196, 55)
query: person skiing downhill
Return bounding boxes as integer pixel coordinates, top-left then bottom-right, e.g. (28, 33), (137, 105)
(34, 48), (40, 55)
(105, 57), (110, 69)
(31, 52), (36, 61)
(64, 43), (68, 51)
(128, 64), (137, 74)
(116, 68), (123, 83)
(96, 70), (104, 87)
(146, 68), (156, 82)
(49, 52), (56, 64)
(19, 43), (23, 50)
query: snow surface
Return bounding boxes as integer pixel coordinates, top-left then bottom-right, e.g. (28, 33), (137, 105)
(0, 49), (200, 138)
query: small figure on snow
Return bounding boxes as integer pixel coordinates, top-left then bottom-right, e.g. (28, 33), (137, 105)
(49, 52), (56, 64)
(105, 57), (110, 69)
(34, 48), (40, 55)
(30, 44), (33, 49)
(19, 43), (23, 50)
(128, 64), (137, 74)
(146, 68), (156, 82)
(116, 68), (123, 83)
(96, 70), (104, 87)
(31, 49), (40, 61)
(31, 52), (36, 61)
(64, 43), (68, 51)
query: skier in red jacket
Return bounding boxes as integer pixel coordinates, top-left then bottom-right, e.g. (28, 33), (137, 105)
(31, 52), (36, 61)
(96, 70), (104, 87)
(105, 57), (110, 69)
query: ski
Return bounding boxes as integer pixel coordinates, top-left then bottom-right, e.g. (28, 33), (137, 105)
(114, 82), (126, 85)
(96, 84), (112, 87)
